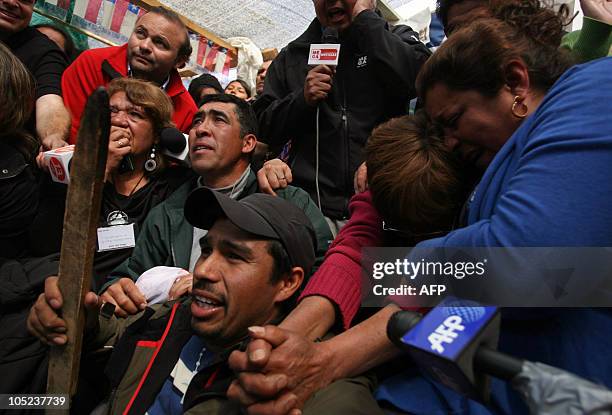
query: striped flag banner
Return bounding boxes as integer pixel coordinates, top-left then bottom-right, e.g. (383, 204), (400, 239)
(189, 33), (200, 67)
(85, 0), (103, 22)
(222, 53), (231, 76)
(202, 40), (214, 67)
(204, 43), (218, 72)
(74, 0), (102, 23)
(223, 53), (232, 76)
(110, 0), (128, 33)
(214, 47), (227, 74)
(196, 36), (208, 66)
(99, 0), (116, 30)
(119, 3), (139, 37)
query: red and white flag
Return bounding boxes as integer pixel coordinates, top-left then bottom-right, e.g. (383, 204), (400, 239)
(204, 44), (219, 72)
(214, 48), (227, 74)
(119, 3), (139, 36)
(222, 53), (231, 77)
(197, 36), (208, 66)
(110, 0), (129, 33)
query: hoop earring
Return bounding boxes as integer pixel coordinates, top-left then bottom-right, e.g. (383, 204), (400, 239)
(511, 96), (528, 119)
(144, 146), (158, 172)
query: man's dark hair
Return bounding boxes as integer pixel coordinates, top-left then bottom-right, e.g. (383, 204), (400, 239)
(267, 239), (300, 310)
(199, 93), (259, 138)
(436, 0), (486, 28)
(147, 6), (192, 61)
(267, 240), (292, 283)
(188, 73), (223, 103)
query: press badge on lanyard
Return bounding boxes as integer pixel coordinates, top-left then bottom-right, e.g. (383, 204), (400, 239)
(97, 210), (136, 252)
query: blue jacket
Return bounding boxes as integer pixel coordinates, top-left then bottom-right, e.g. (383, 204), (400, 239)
(379, 58), (612, 414)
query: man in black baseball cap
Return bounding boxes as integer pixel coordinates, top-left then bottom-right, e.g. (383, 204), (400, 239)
(188, 73), (224, 105)
(28, 188), (327, 413)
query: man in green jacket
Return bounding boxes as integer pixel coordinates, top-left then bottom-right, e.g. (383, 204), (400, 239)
(27, 189), (382, 414)
(100, 94), (333, 317)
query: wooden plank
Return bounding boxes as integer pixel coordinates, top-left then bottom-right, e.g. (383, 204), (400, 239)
(46, 88), (110, 408)
(261, 48), (279, 62)
(378, 0), (401, 22)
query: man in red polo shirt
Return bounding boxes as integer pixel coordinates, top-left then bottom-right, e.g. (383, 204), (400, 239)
(62, 6), (197, 142)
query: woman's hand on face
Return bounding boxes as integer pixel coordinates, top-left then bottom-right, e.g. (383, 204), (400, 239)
(106, 126), (132, 179)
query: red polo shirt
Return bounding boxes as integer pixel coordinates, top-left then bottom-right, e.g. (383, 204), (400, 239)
(62, 44), (197, 143)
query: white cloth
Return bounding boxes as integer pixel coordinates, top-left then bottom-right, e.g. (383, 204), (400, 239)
(228, 37), (263, 95)
(136, 266), (190, 304)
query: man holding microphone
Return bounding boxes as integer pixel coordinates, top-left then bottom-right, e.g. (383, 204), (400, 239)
(253, 0), (430, 234)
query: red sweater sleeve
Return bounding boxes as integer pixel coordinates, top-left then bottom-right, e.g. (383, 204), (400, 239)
(62, 50), (103, 143)
(298, 190), (384, 330)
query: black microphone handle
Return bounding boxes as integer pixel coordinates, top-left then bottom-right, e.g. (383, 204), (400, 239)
(387, 310), (422, 349)
(474, 346), (523, 381)
(321, 27), (339, 44)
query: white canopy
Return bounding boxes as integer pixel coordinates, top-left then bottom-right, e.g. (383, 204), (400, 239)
(160, 0), (582, 51)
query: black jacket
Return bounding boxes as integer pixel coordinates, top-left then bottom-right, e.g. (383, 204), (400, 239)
(254, 10), (431, 219)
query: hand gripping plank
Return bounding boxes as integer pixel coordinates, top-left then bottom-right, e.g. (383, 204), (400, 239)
(46, 88), (110, 404)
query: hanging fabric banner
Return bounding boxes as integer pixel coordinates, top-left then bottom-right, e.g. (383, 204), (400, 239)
(189, 33), (200, 67)
(214, 47), (227, 74)
(196, 36), (208, 66)
(110, 0), (128, 32)
(100, 0), (115, 30)
(119, 3), (139, 37)
(222, 53), (231, 77)
(84, 0), (103, 22)
(204, 44), (219, 72)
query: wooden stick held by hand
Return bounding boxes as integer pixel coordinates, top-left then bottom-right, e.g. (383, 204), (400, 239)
(46, 88), (110, 401)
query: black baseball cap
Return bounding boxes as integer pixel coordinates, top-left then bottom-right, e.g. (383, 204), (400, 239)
(184, 188), (317, 275)
(188, 73), (223, 103)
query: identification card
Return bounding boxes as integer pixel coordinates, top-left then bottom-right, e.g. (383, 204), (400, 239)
(97, 223), (136, 252)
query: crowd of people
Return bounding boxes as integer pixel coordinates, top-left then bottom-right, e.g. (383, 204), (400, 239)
(1, 0), (612, 413)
